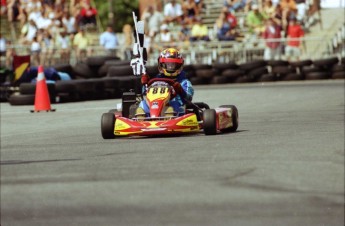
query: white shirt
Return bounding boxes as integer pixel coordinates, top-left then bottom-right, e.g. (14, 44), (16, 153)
(31, 41), (41, 52)
(164, 2), (183, 17)
(62, 17), (76, 33)
(0, 38), (6, 52)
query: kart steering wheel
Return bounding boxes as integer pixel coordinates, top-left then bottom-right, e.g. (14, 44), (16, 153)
(147, 77), (176, 86)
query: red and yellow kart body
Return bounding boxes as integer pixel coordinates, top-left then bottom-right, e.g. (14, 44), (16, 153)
(101, 78), (238, 139)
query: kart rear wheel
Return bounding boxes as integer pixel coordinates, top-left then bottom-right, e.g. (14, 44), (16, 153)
(101, 113), (116, 139)
(219, 105), (238, 132)
(203, 109), (217, 135)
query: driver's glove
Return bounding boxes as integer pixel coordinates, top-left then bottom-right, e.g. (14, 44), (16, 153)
(173, 82), (185, 97)
(141, 74), (150, 85)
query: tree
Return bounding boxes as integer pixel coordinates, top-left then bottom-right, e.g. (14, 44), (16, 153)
(93, 0), (139, 32)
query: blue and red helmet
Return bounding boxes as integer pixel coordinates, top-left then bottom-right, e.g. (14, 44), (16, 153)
(158, 48), (184, 78)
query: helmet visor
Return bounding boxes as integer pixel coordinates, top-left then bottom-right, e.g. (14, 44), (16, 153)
(159, 57), (183, 73)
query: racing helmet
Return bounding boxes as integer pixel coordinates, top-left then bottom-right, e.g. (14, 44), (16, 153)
(158, 48), (184, 78)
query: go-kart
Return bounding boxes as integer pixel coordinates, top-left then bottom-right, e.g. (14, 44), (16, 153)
(101, 78), (238, 139)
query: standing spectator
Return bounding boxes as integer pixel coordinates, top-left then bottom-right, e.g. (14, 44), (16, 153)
(190, 17), (210, 41)
(295, 0), (307, 24)
(122, 24), (133, 60)
(41, 30), (56, 65)
(182, 0), (199, 24)
(262, 18), (282, 60)
(20, 19), (38, 44)
(30, 36), (41, 66)
(79, 2), (97, 27)
(56, 30), (71, 63)
(99, 24), (118, 56)
(246, 4), (267, 35)
(141, 5), (164, 39)
(262, 0), (276, 18)
(1, 0), (7, 16)
(285, 17), (304, 61)
(73, 27), (91, 62)
(7, 0), (21, 21)
(163, 0), (184, 24)
(0, 33), (13, 68)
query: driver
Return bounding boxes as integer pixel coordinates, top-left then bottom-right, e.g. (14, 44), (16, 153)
(137, 48), (194, 116)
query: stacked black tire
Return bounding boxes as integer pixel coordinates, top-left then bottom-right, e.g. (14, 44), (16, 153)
(6, 56), (345, 105)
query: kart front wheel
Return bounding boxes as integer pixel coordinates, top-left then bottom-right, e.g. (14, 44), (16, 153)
(219, 105), (238, 132)
(203, 109), (217, 135)
(101, 113), (116, 139)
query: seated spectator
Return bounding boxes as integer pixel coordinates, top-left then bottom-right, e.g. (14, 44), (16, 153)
(141, 5), (164, 39)
(62, 12), (77, 36)
(190, 17), (210, 41)
(163, 0), (183, 24)
(40, 30), (56, 65)
(78, 2), (97, 27)
(280, 0), (297, 31)
(285, 17), (304, 61)
(0, 33), (14, 68)
(182, 0), (199, 24)
(154, 24), (175, 49)
(215, 10), (237, 41)
(245, 4), (268, 35)
(262, 0), (276, 18)
(224, 0), (247, 12)
(99, 24), (119, 56)
(262, 18), (282, 60)
(73, 27), (91, 62)
(179, 21), (191, 42)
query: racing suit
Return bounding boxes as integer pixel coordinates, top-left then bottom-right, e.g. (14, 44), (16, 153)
(139, 70), (194, 116)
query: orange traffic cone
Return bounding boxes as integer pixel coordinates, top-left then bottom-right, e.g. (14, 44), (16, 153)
(31, 65), (56, 113)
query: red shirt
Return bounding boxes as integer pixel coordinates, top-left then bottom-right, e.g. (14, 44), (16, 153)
(80, 7), (97, 17)
(287, 24), (304, 47)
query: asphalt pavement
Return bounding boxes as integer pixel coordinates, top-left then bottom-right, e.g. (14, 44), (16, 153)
(1, 80), (344, 226)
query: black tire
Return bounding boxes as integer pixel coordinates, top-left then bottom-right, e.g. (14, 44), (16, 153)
(266, 60), (289, 67)
(87, 56), (119, 67)
(289, 60), (313, 68)
(332, 71), (345, 79)
(72, 62), (95, 78)
(238, 60), (266, 71)
(257, 73), (277, 82)
(219, 105), (238, 132)
(211, 76), (229, 84)
(212, 62), (238, 70)
(203, 109), (217, 135)
(195, 69), (216, 78)
(19, 83), (56, 103)
(234, 75), (254, 83)
(193, 64), (212, 70)
(190, 76), (211, 85)
(332, 64), (345, 72)
(108, 109), (120, 114)
(305, 72), (330, 80)
(272, 66), (296, 75)
(8, 94), (35, 105)
(101, 112), (116, 139)
(146, 65), (159, 77)
(312, 57), (339, 68)
(248, 67), (269, 80)
(281, 73), (304, 81)
(107, 65), (133, 77)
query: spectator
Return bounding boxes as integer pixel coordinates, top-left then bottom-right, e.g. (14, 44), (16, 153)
(216, 10), (237, 41)
(73, 27), (91, 62)
(41, 30), (56, 65)
(179, 21), (191, 42)
(182, 0), (199, 24)
(122, 24), (133, 60)
(7, 0), (21, 22)
(262, 18), (282, 60)
(262, 0), (276, 18)
(30, 36), (41, 66)
(20, 19), (38, 44)
(99, 24), (118, 56)
(246, 4), (268, 35)
(141, 5), (164, 39)
(62, 12), (77, 36)
(79, 2), (97, 27)
(0, 33), (13, 68)
(190, 17), (210, 41)
(56, 30), (71, 63)
(285, 17), (304, 61)
(1, 0), (6, 16)
(279, 0), (297, 31)
(163, 0), (183, 24)
(224, 0), (247, 12)
(154, 24), (175, 49)
(295, 0), (307, 24)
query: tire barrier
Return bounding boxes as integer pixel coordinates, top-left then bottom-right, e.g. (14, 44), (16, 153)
(2, 56), (344, 105)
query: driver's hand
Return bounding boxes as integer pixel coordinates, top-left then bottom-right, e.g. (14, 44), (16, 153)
(141, 74), (150, 85)
(172, 82), (183, 94)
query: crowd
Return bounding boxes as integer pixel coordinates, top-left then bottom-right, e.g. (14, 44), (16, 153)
(0, 0), (321, 68)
